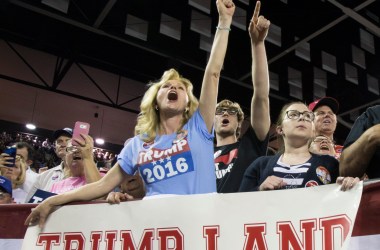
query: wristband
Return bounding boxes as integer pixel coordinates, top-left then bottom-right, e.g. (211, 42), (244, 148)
(216, 26), (231, 31)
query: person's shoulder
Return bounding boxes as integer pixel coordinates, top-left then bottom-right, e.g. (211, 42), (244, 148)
(366, 105), (380, 112)
(39, 164), (63, 177)
(124, 135), (144, 147)
(250, 155), (277, 166)
(187, 109), (203, 126)
(311, 153), (338, 163)
(365, 105), (380, 117)
(257, 155), (275, 161)
(27, 168), (39, 176)
(241, 125), (257, 138)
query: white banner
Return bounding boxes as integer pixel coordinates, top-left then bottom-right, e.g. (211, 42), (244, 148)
(23, 183), (363, 250)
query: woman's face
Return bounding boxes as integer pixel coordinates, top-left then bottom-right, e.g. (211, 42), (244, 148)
(156, 80), (189, 115)
(3, 155), (22, 182)
(279, 103), (314, 141)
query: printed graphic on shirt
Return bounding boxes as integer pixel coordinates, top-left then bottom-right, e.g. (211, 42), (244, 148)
(305, 180), (319, 187)
(214, 148), (238, 179)
(282, 173), (305, 189)
(273, 160), (311, 189)
(138, 138), (194, 184)
(334, 144), (343, 159)
(316, 166), (331, 184)
(51, 175), (59, 181)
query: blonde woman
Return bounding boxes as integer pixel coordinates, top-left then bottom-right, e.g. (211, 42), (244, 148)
(26, 0), (235, 228)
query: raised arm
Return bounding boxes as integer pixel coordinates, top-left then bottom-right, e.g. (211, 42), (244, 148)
(199, 0), (235, 132)
(25, 163), (127, 228)
(250, 1), (271, 141)
(340, 124), (380, 177)
(78, 135), (102, 184)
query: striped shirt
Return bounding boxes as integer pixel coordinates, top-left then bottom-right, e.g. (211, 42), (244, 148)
(273, 157), (311, 189)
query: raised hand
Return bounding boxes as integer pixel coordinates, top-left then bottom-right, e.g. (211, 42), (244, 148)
(72, 134), (94, 160)
(216, 0), (235, 20)
(0, 153), (14, 168)
(249, 1), (270, 43)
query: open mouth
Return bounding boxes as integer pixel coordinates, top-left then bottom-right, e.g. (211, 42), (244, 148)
(72, 154), (82, 161)
(320, 144), (330, 150)
(222, 119), (230, 125)
(323, 119), (331, 124)
(168, 91), (178, 101)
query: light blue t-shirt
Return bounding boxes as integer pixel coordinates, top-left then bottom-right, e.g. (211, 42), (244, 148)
(118, 109), (216, 196)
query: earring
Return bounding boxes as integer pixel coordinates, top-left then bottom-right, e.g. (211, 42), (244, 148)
(155, 105), (158, 111)
(185, 107), (189, 113)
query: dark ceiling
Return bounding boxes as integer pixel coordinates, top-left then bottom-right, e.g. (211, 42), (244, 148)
(0, 0), (379, 144)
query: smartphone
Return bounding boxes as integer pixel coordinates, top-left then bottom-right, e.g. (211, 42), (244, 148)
(4, 147), (16, 167)
(72, 121), (90, 146)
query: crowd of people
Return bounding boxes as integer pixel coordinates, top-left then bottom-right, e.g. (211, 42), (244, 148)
(0, 131), (117, 172)
(0, 131), (59, 172)
(0, 0), (378, 235)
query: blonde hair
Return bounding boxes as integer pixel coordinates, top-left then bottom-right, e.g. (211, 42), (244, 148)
(135, 69), (199, 142)
(13, 157), (26, 189)
(216, 99), (245, 137)
(0, 156), (27, 189)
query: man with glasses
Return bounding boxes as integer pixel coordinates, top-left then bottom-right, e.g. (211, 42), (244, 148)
(25, 128), (72, 202)
(214, 1), (270, 193)
(308, 97), (342, 159)
(309, 135), (336, 157)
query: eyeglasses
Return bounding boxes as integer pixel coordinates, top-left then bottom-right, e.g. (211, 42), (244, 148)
(313, 136), (334, 144)
(215, 107), (238, 116)
(66, 146), (80, 153)
(65, 140), (81, 153)
(285, 110), (315, 122)
(55, 138), (71, 146)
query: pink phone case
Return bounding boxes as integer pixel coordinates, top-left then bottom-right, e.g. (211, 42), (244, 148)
(72, 121), (90, 146)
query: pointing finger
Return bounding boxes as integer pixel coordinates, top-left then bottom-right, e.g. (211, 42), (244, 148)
(252, 1), (261, 22)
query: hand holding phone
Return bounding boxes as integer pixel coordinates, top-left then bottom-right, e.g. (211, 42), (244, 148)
(72, 121), (90, 146)
(3, 147), (16, 167)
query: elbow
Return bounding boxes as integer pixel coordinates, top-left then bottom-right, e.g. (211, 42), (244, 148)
(205, 65), (222, 79)
(339, 158), (365, 178)
(339, 155), (351, 176)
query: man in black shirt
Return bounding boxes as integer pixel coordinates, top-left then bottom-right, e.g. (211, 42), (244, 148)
(214, 1), (270, 193)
